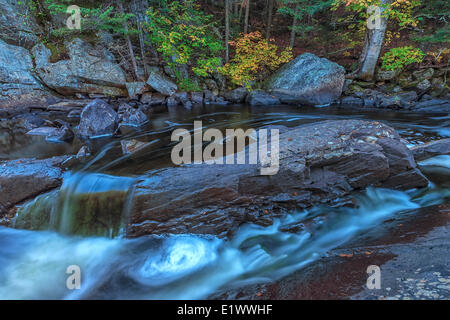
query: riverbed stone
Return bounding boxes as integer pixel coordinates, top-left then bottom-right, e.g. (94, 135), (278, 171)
(224, 87), (248, 103)
(119, 104), (148, 127)
(411, 139), (450, 161)
(78, 99), (119, 138)
(246, 90), (280, 106)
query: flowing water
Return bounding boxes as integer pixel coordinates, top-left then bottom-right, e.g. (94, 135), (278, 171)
(0, 104), (449, 299)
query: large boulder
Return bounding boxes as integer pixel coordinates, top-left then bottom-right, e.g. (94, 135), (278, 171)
(0, 40), (49, 108)
(78, 99), (119, 138)
(32, 39), (127, 96)
(128, 120), (428, 238)
(0, 0), (42, 48)
(146, 68), (178, 96)
(266, 53), (346, 106)
(0, 156), (68, 217)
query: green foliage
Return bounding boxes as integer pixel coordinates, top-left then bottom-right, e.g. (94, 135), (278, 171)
(177, 78), (202, 92)
(381, 46), (425, 71)
(414, 0), (450, 43)
(278, 0), (333, 38)
(145, 0), (223, 79)
(41, 0), (136, 38)
(415, 25), (450, 44)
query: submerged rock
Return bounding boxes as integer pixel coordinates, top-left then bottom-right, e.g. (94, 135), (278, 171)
(266, 53), (345, 106)
(128, 120), (428, 239)
(27, 121), (74, 143)
(78, 99), (119, 138)
(121, 139), (149, 155)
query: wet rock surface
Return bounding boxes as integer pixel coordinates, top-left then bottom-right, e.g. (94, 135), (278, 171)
(78, 99), (119, 138)
(118, 103), (148, 127)
(212, 203), (450, 300)
(0, 156), (69, 218)
(128, 120), (428, 238)
(411, 139), (450, 161)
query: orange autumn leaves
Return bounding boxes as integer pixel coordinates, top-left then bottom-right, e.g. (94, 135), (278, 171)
(219, 32), (293, 89)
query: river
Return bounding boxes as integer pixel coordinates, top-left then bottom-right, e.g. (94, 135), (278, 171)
(0, 104), (448, 299)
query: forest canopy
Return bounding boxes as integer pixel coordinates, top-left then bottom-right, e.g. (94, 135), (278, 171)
(21, 0), (449, 88)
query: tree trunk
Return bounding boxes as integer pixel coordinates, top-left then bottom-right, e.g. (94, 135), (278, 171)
(289, 5), (299, 48)
(225, 0), (230, 62)
(116, 0), (140, 81)
(244, 0), (250, 33)
(355, 1), (390, 81)
(133, 0), (147, 79)
(266, 0), (274, 40)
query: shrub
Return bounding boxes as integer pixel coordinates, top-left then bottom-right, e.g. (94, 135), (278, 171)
(145, 1), (223, 81)
(381, 46), (425, 71)
(219, 32), (293, 88)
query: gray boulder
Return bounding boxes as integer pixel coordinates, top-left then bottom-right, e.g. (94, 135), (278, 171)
(224, 87), (248, 103)
(190, 92), (204, 105)
(340, 96), (363, 106)
(78, 99), (119, 138)
(146, 68), (178, 96)
(0, 39), (49, 108)
(174, 92), (192, 109)
(376, 70), (399, 82)
(126, 82), (147, 98)
(140, 92), (166, 106)
(266, 53), (346, 106)
(119, 104), (148, 127)
(246, 90), (280, 106)
(413, 68), (434, 81)
(32, 39), (127, 96)
(0, 0), (42, 48)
